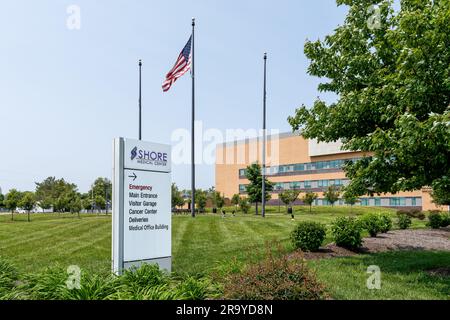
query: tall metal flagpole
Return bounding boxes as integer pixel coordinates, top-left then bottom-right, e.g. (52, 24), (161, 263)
(191, 18), (196, 218)
(139, 59), (142, 140)
(262, 53), (267, 218)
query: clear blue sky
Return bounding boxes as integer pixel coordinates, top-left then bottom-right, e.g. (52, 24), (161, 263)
(0, 0), (347, 194)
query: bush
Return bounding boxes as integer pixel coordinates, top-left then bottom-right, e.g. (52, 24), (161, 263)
(441, 213), (450, 227)
(290, 222), (326, 252)
(397, 214), (412, 230)
(223, 251), (327, 300)
(0, 257), (19, 299)
(378, 213), (393, 233)
(331, 217), (363, 249)
(427, 211), (443, 229)
(396, 209), (425, 220)
(360, 213), (382, 237)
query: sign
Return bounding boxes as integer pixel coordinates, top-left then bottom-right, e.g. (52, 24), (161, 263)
(112, 138), (171, 274)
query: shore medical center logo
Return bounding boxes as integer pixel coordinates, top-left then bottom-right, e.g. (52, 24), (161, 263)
(130, 146), (168, 167)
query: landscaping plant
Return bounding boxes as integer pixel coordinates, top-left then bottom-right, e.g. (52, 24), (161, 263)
(360, 213), (383, 237)
(223, 250), (327, 300)
(378, 213), (393, 233)
(290, 222), (326, 252)
(397, 214), (412, 230)
(427, 211), (443, 229)
(331, 217), (363, 250)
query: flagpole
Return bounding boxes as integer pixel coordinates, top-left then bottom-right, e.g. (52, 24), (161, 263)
(262, 53), (267, 218)
(139, 59), (142, 140)
(191, 18), (196, 218)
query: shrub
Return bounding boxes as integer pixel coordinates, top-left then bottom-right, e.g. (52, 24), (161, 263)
(397, 214), (412, 230)
(396, 209), (425, 220)
(223, 251), (327, 300)
(290, 222), (326, 252)
(378, 213), (393, 233)
(331, 217), (363, 249)
(440, 213), (450, 227)
(360, 213), (382, 237)
(427, 211), (443, 229)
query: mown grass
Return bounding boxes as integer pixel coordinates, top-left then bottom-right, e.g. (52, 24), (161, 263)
(1, 206), (447, 300)
(0, 206), (407, 275)
(309, 251), (450, 300)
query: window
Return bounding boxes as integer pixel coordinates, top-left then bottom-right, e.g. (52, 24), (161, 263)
(390, 198), (401, 206)
(239, 185), (246, 192)
(304, 181), (311, 189)
(360, 198), (369, 206)
(411, 197), (417, 206)
(239, 169), (246, 176)
(374, 198), (381, 206)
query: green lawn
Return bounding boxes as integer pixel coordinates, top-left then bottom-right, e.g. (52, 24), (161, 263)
(0, 206), (401, 274)
(1, 206), (447, 299)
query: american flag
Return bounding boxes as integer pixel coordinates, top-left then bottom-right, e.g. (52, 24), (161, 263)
(162, 36), (192, 92)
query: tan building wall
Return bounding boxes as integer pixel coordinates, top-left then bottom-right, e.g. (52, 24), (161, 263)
(215, 133), (448, 211)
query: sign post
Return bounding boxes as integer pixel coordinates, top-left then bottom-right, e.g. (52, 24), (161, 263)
(112, 137), (171, 274)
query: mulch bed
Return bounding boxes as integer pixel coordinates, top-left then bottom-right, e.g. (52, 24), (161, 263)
(292, 228), (450, 261)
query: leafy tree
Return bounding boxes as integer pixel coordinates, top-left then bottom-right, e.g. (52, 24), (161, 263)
(18, 192), (36, 222)
(94, 195), (106, 213)
(81, 195), (93, 213)
(324, 185), (340, 207)
(431, 178), (450, 209)
(288, 0), (450, 199)
(0, 193), (4, 209)
(302, 192), (318, 213)
(216, 193), (225, 210)
(279, 190), (301, 213)
(69, 196), (83, 218)
(195, 189), (207, 213)
(88, 177), (112, 213)
(4, 189), (22, 221)
(231, 194), (240, 212)
(35, 177), (78, 212)
(239, 197), (251, 214)
(245, 163), (274, 215)
(171, 183), (185, 209)
(342, 188), (359, 213)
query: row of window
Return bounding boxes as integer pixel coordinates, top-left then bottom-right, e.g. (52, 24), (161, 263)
(313, 197), (421, 207)
(238, 158), (361, 177)
(239, 179), (349, 192)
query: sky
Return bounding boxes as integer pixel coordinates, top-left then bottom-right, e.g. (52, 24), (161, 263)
(0, 0), (348, 194)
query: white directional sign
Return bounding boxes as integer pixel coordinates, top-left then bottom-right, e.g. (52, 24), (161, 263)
(112, 138), (171, 274)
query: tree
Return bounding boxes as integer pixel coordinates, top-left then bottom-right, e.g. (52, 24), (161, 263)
(278, 190), (301, 213)
(239, 197), (251, 214)
(245, 163), (274, 215)
(0, 193), (4, 209)
(342, 188), (359, 213)
(216, 193), (225, 210)
(81, 196), (93, 213)
(324, 185), (340, 207)
(35, 177), (78, 213)
(89, 178), (112, 213)
(231, 194), (240, 212)
(431, 178), (450, 210)
(4, 189), (22, 221)
(18, 192), (36, 222)
(302, 192), (318, 213)
(94, 195), (106, 213)
(195, 190), (207, 213)
(171, 183), (185, 210)
(288, 0), (450, 199)
(69, 196), (83, 219)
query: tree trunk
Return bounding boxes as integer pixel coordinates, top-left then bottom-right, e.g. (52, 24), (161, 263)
(11, 210), (14, 221)
(27, 211), (30, 222)
(255, 202), (258, 215)
(309, 204), (312, 213)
